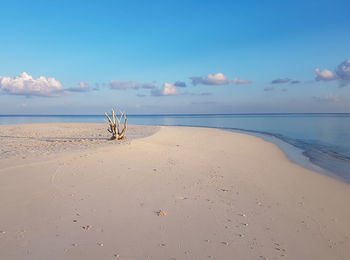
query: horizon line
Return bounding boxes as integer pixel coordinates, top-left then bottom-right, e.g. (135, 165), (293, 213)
(1, 112), (350, 117)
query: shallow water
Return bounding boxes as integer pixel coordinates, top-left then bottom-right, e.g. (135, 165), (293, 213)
(1, 114), (349, 183)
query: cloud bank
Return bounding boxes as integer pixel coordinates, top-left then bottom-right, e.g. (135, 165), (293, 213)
(110, 80), (156, 90)
(314, 59), (350, 86)
(174, 81), (187, 87)
(231, 78), (252, 84)
(66, 82), (91, 92)
(271, 78), (291, 84)
(0, 72), (64, 97)
(336, 59), (350, 86)
(271, 78), (300, 85)
(312, 94), (340, 103)
(190, 73), (229, 86)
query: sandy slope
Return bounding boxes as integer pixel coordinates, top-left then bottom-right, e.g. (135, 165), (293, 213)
(0, 125), (349, 260)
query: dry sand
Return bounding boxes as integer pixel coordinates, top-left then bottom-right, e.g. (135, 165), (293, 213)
(0, 124), (349, 260)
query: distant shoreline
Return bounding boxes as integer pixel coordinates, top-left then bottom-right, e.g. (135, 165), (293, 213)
(1, 112), (350, 117)
(1, 118), (349, 184)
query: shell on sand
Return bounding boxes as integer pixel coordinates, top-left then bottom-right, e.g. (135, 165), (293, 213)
(157, 210), (167, 216)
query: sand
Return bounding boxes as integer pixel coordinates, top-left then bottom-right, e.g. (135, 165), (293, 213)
(0, 124), (349, 260)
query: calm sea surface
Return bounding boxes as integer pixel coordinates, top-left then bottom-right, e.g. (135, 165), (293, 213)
(1, 114), (350, 183)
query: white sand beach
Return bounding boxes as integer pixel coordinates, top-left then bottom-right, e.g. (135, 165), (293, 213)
(0, 124), (349, 260)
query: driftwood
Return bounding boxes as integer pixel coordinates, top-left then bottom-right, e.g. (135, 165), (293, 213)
(104, 109), (127, 140)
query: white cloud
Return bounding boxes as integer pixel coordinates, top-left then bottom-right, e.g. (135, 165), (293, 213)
(206, 73), (228, 85)
(0, 72), (64, 97)
(110, 79), (155, 90)
(231, 78), (252, 84)
(190, 73), (229, 85)
(162, 82), (177, 96)
(151, 82), (177, 96)
(314, 68), (337, 81)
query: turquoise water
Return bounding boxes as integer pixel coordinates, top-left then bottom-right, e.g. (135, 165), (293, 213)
(1, 114), (350, 183)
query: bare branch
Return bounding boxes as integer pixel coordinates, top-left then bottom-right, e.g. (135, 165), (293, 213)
(104, 108), (128, 140)
(112, 109), (117, 126)
(104, 112), (112, 124)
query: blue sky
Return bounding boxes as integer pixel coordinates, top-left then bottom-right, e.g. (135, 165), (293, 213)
(0, 0), (350, 114)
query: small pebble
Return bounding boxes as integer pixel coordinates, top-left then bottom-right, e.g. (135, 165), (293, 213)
(0, 231), (6, 234)
(222, 241), (229, 245)
(72, 243), (78, 247)
(157, 210), (167, 216)
(97, 243), (104, 246)
(82, 225), (91, 231)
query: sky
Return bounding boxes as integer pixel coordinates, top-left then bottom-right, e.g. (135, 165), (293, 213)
(0, 0), (350, 114)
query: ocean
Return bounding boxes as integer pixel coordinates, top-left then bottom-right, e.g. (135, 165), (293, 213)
(1, 114), (349, 184)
